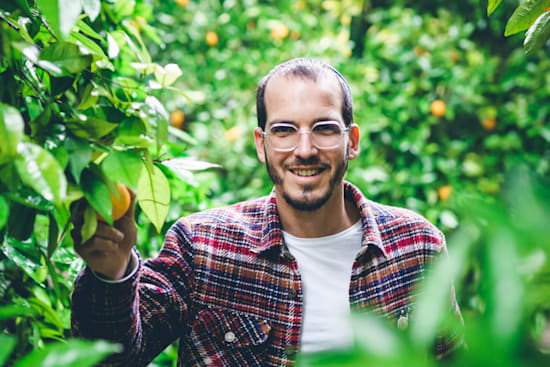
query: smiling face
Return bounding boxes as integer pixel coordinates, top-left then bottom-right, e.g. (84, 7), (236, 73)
(254, 74), (359, 212)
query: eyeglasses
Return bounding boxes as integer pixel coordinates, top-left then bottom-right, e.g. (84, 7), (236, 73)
(262, 121), (349, 152)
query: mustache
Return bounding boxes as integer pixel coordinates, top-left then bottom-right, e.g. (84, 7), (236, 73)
(285, 157), (330, 167)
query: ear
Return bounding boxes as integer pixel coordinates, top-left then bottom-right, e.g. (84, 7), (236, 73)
(254, 127), (266, 163)
(347, 123), (360, 160)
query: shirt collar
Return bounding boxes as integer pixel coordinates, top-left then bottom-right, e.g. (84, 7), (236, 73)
(250, 181), (388, 258)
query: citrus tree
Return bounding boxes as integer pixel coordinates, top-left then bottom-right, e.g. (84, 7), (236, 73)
(0, 0), (215, 365)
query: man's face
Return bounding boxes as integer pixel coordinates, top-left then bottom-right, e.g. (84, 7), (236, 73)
(254, 74), (359, 211)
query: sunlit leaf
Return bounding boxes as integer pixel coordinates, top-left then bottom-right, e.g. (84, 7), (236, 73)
(81, 203), (97, 244)
(162, 157), (220, 171)
(13, 339), (121, 367)
(81, 0), (100, 21)
(411, 223), (478, 347)
(101, 150), (144, 190)
(40, 41), (93, 74)
(65, 116), (118, 139)
(504, 0), (550, 36)
(107, 33), (120, 58)
(154, 63), (183, 87)
(35, 0), (82, 38)
(15, 142), (67, 205)
(524, 11), (550, 54)
(137, 164), (170, 233)
(0, 103), (24, 161)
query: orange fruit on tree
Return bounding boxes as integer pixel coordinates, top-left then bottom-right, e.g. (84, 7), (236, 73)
(170, 109), (185, 129)
(206, 31), (219, 47)
(271, 23), (289, 39)
(481, 116), (496, 131)
(224, 126), (242, 142)
(438, 185), (452, 201)
(97, 183), (131, 222)
(175, 0), (190, 7)
(430, 99), (446, 117)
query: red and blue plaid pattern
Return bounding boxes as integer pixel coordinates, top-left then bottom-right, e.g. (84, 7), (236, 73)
(71, 182), (460, 366)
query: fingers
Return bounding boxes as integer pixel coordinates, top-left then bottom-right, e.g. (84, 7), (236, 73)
(72, 221), (124, 253)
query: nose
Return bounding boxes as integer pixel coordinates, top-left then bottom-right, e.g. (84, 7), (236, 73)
(293, 131), (318, 159)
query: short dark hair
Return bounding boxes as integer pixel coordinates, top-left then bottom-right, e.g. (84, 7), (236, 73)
(256, 58), (353, 130)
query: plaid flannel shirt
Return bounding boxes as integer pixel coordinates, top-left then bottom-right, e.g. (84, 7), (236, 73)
(71, 181), (461, 366)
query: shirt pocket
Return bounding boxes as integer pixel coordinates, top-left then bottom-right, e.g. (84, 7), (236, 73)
(190, 306), (272, 365)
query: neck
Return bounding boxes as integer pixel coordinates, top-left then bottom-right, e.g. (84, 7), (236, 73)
(276, 184), (360, 238)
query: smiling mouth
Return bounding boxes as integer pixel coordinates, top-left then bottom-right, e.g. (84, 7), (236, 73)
(290, 167), (325, 177)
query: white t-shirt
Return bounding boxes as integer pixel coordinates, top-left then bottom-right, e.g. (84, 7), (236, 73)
(283, 221), (363, 354)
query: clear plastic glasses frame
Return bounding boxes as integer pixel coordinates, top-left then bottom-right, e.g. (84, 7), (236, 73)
(261, 121), (349, 152)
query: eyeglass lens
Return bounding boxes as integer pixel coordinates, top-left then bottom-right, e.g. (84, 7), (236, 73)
(267, 121), (346, 150)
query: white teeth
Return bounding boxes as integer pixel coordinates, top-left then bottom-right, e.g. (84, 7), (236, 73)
(293, 169), (318, 176)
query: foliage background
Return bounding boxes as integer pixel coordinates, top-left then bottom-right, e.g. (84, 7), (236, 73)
(0, 0), (549, 365)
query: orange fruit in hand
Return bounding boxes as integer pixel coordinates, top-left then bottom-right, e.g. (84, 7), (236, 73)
(430, 99), (446, 117)
(97, 183), (131, 222)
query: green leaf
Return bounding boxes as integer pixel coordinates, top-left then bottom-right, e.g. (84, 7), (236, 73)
(75, 19), (102, 40)
(15, 142), (67, 205)
(47, 213), (59, 258)
(81, 203), (97, 244)
(65, 137), (92, 183)
(82, 0), (101, 21)
(81, 168), (112, 226)
(69, 31), (108, 62)
(40, 41), (93, 74)
(101, 150), (144, 190)
(504, 0), (550, 36)
(0, 334), (16, 367)
(487, 0), (502, 15)
(76, 84), (99, 111)
(154, 63), (182, 87)
(411, 224), (477, 346)
(14, 338), (121, 367)
(0, 303), (38, 320)
(35, 0), (82, 39)
(115, 117), (154, 147)
(144, 96), (169, 155)
(0, 196), (7, 230)
(1, 237), (43, 283)
(524, 11), (550, 54)
(65, 116), (118, 139)
(0, 103), (24, 161)
(137, 164), (170, 233)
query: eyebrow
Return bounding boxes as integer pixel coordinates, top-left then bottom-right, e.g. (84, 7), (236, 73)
(267, 117), (341, 126)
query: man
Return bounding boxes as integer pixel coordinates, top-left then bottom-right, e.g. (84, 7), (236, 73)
(71, 58), (460, 366)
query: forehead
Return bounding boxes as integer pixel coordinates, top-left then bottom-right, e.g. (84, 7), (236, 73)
(264, 74), (343, 124)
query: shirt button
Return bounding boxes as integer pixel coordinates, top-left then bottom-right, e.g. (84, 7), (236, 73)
(288, 288), (297, 299)
(224, 331), (236, 343)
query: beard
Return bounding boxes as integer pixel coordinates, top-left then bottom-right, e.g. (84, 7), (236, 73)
(264, 147), (349, 212)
